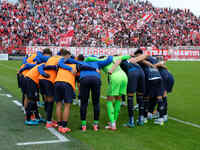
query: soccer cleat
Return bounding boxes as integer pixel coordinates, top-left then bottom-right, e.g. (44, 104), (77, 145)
(123, 122), (135, 128)
(121, 101), (127, 107)
(147, 113), (153, 120)
(144, 118), (148, 124)
(73, 99), (77, 105)
(25, 120), (39, 125)
(105, 123), (117, 131)
(46, 121), (58, 128)
(152, 112), (160, 119)
(93, 124), (99, 131)
(35, 118), (46, 123)
(58, 126), (71, 133)
(81, 125), (87, 132)
(31, 114), (36, 121)
(77, 99), (81, 106)
(154, 118), (164, 125)
(163, 115), (168, 122)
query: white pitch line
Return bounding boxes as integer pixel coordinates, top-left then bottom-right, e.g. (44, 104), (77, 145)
(13, 100), (23, 107)
(47, 128), (69, 142)
(168, 116), (200, 129)
(16, 140), (64, 146)
(6, 94), (13, 97)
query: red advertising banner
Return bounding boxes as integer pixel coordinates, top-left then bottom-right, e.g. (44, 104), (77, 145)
(25, 46), (200, 61)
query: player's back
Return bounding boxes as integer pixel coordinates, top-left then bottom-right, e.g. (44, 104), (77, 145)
(39, 56), (62, 83)
(55, 64), (76, 90)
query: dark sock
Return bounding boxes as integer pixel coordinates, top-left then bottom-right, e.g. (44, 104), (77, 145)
(163, 97), (168, 115)
(33, 101), (40, 119)
(149, 97), (157, 113)
(62, 121), (68, 128)
(58, 121), (62, 126)
(157, 98), (164, 118)
(44, 102), (48, 113)
(137, 95), (144, 117)
(127, 96), (134, 123)
(22, 94), (25, 106)
(47, 102), (54, 121)
(26, 101), (35, 121)
(122, 95), (126, 102)
(26, 104), (32, 121)
(143, 97), (149, 118)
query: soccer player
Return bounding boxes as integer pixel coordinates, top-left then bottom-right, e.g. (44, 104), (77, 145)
(135, 49), (165, 125)
(53, 50), (76, 133)
(73, 55), (85, 106)
(38, 49), (69, 128)
(120, 54), (148, 127)
(55, 52), (101, 132)
(84, 55), (131, 130)
(78, 55), (113, 131)
(18, 49), (52, 113)
(153, 56), (175, 122)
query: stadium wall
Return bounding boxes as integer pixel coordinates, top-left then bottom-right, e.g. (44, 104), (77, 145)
(25, 46), (200, 61)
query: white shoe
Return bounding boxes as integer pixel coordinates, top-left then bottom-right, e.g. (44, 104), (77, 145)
(121, 101), (127, 106)
(152, 112), (160, 119)
(144, 118), (148, 124)
(154, 118), (164, 125)
(77, 99), (80, 106)
(147, 113), (153, 120)
(163, 115), (168, 122)
(73, 99), (78, 105)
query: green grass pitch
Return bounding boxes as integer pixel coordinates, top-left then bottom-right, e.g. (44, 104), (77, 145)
(0, 60), (200, 150)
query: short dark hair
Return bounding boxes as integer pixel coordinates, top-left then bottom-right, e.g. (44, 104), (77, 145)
(99, 56), (106, 59)
(59, 48), (71, 56)
(43, 48), (52, 56)
(77, 54), (85, 61)
(134, 49), (143, 55)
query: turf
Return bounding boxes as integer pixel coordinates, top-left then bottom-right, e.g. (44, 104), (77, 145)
(0, 60), (200, 150)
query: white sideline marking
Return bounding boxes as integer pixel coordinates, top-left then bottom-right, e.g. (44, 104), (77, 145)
(6, 94), (12, 97)
(13, 100), (22, 107)
(168, 116), (200, 129)
(0, 93), (13, 97)
(16, 140), (64, 146)
(12, 100), (70, 146)
(47, 128), (69, 142)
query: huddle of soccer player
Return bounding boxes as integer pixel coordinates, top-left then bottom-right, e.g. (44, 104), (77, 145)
(17, 48), (174, 133)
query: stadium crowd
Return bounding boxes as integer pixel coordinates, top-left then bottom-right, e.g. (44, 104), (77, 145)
(0, 0), (200, 51)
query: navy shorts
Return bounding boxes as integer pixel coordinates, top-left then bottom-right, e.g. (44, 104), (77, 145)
(24, 77), (39, 100)
(148, 79), (164, 97)
(75, 75), (80, 83)
(127, 68), (145, 94)
(54, 81), (74, 103)
(39, 79), (54, 97)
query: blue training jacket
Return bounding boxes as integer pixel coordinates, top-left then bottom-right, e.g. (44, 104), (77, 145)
(59, 56), (113, 79)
